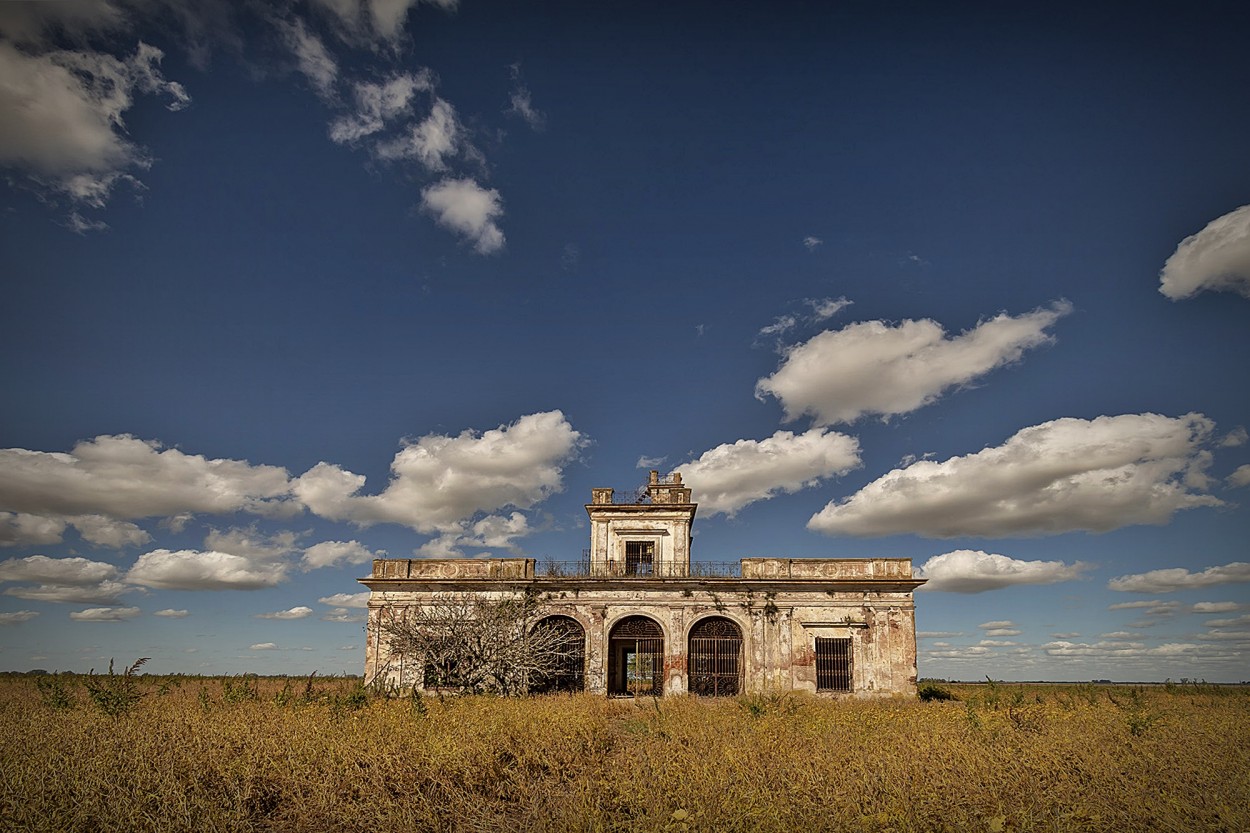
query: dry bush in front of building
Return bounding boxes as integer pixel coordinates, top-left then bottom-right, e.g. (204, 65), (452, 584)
(378, 590), (578, 695)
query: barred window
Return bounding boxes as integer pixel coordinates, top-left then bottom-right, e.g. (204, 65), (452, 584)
(815, 637), (852, 692)
(688, 616), (742, 697)
(625, 541), (655, 576)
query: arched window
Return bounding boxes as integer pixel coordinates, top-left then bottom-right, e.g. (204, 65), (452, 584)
(530, 615), (586, 693)
(608, 616), (665, 696)
(688, 617), (743, 696)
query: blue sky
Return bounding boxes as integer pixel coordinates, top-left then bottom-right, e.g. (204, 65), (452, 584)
(2, 0), (1248, 682)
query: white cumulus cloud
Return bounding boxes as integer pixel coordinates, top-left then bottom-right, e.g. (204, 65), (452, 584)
(322, 608), (366, 623)
(1220, 427), (1248, 448)
(0, 555), (130, 604)
(153, 608), (189, 618)
(0, 610), (39, 625)
(756, 301), (1071, 426)
(319, 591), (370, 608)
(0, 513), (66, 547)
(4, 581), (131, 605)
(680, 429), (861, 517)
(256, 606), (313, 620)
(420, 177), (505, 254)
(1107, 562), (1250, 594)
(1159, 204), (1250, 300)
(809, 413), (1223, 538)
(0, 435), (296, 525)
(415, 512), (532, 557)
(70, 515), (151, 548)
(204, 527), (301, 562)
(1193, 602), (1240, 614)
(0, 555), (119, 586)
(0, 512), (149, 548)
(302, 540), (377, 569)
(127, 549), (289, 590)
(1227, 465), (1250, 488)
(69, 606), (141, 622)
(916, 550), (1089, 593)
(294, 411), (580, 532)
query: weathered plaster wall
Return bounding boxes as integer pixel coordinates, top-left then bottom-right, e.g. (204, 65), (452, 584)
(363, 577), (919, 697)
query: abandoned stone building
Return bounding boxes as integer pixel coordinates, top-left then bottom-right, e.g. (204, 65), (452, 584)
(361, 472), (924, 697)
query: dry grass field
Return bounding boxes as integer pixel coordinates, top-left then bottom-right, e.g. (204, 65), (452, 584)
(1, 670), (1247, 832)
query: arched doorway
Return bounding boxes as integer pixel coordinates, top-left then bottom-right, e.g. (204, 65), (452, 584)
(688, 616), (743, 696)
(608, 615), (665, 696)
(530, 615), (586, 693)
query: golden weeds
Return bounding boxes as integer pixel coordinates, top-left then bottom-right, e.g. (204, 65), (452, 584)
(1, 678), (1247, 832)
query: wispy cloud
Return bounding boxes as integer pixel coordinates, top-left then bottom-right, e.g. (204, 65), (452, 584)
(1108, 562), (1250, 593)
(505, 63), (544, 130)
(0, 39), (189, 221)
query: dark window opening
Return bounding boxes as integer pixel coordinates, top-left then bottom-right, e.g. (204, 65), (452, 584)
(625, 541), (655, 576)
(815, 637), (852, 692)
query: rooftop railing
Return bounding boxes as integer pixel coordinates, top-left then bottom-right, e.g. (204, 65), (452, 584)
(536, 560), (741, 579)
(609, 487), (652, 505)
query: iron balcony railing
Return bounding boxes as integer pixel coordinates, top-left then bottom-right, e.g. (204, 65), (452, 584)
(536, 560), (741, 579)
(609, 487), (652, 504)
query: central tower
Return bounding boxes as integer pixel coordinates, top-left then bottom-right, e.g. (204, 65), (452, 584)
(585, 470), (696, 577)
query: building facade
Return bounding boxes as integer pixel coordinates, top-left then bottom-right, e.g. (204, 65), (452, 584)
(361, 472), (924, 697)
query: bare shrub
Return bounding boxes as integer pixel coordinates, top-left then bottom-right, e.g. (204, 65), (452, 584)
(378, 590), (576, 695)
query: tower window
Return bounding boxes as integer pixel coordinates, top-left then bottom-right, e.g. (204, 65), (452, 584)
(625, 541), (655, 576)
